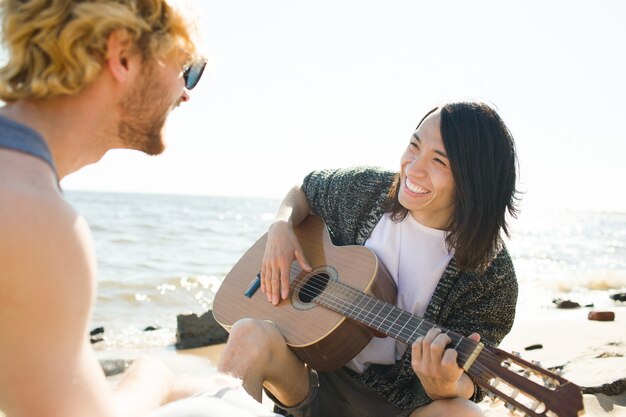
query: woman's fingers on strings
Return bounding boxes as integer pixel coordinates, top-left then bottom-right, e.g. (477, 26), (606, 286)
(265, 267), (274, 303)
(262, 265), (274, 303)
(271, 267), (281, 305)
(412, 336), (424, 367)
(280, 260), (291, 300)
(467, 332), (481, 343)
(422, 328), (442, 363)
(295, 249), (312, 272)
(424, 327), (442, 344)
(441, 347), (459, 371)
(429, 333), (450, 359)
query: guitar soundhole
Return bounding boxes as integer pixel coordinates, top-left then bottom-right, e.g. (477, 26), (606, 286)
(298, 273), (330, 304)
(291, 266), (338, 311)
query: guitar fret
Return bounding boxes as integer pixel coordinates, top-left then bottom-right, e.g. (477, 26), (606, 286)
(397, 311), (417, 344)
(398, 313), (415, 344)
(375, 303), (394, 331)
(354, 293), (372, 323)
(382, 307), (402, 334)
(402, 317), (424, 345)
(334, 285), (354, 315)
(370, 299), (389, 329)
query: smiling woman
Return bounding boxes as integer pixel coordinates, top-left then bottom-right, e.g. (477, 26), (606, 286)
(398, 111), (456, 231)
(218, 100), (521, 417)
(387, 102), (519, 272)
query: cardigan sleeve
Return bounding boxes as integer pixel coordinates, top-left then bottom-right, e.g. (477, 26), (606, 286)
(301, 166), (395, 246)
(438, 248), (518, 349)
(435, 248), (519, 403)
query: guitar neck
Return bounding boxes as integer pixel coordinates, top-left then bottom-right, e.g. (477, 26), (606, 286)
(317, 279), (466, 352)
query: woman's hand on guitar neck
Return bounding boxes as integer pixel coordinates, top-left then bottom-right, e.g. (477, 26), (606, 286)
(261, 220), (312, 305)
(411, 328), (480, 401)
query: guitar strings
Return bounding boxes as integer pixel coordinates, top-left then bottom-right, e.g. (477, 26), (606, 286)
(288, 272), (551, 405)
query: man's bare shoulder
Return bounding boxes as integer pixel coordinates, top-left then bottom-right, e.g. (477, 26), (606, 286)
(0, 169), (104, 415)
(0, 174), (86, 244)
(0, 150), (76, 230)
(0, 173), (96, 310)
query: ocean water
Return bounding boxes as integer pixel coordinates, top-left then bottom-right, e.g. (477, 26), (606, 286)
(65, 191), (626, 351)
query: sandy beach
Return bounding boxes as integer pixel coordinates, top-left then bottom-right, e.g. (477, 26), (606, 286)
(1, 302), (623, 417)
(480, 304), (626, 416)
(124, 301), (626, 417)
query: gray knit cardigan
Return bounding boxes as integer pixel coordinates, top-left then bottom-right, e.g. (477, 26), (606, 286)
(301, 166), (518, 410)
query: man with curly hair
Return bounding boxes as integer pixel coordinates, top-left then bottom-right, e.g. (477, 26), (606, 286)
(0, 1), (240, 416)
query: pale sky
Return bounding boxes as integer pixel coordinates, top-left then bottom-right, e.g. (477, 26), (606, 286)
(61, 0), (626, 212)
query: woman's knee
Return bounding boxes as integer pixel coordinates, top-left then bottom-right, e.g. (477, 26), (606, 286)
(220, 319), (283, 365)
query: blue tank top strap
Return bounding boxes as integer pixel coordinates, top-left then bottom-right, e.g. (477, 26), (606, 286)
(0, 113), (59, 181)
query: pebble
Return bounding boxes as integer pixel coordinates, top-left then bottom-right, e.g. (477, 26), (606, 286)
(588, 311), (615, 321)
(90, 326), (105, 336)
(524, 344), (543, 351)
(553, 299), (580, 309)
(610, 292), (626, 302)
(143, 326), (160, 332)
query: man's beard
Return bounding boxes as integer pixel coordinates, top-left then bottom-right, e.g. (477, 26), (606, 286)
(118, 65), (172, 156)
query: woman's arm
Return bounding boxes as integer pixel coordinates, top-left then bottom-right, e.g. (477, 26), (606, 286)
(260, 185), (312, 305)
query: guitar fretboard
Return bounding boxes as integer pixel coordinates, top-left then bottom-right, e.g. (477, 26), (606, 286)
(313, 278), (468, 356)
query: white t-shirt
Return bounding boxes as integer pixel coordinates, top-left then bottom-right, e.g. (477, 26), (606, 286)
(346, 213), (453, 373)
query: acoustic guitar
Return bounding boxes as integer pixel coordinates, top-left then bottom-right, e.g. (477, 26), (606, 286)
(213, 215), (584, 417)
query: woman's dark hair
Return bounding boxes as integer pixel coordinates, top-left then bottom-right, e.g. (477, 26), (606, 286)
(384, 101), (520, 272)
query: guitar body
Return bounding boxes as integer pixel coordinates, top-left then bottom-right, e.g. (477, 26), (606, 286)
(213, 215), (397, 371)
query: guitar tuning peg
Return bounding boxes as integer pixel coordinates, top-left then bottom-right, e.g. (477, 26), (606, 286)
(503, 359), (512, 368)
(512, 351), (521, 357)
(542, 376), (559, 389)
(532, 360), (542, 367)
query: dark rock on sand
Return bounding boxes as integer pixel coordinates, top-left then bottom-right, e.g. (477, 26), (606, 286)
(90, 326), (105, 343)
(610, 292), (626, 302)
(90, 326), (105, 336)
(553, 299), (581, 309)
(582, 378), (626, 396)
(143, 326), (160, 332)
(175, 310), (229, 350)
(100, 359), (134, 377)
(588, 311), (616, 321)
(524, 344), (543, 351)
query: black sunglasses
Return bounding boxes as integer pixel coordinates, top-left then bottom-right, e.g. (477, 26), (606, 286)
(183, 59), (207, 90)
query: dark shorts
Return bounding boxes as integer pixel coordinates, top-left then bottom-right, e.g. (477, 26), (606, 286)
(266, 367), (415, 417)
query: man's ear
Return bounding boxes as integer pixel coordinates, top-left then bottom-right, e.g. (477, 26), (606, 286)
(105, 29), (138, 83)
